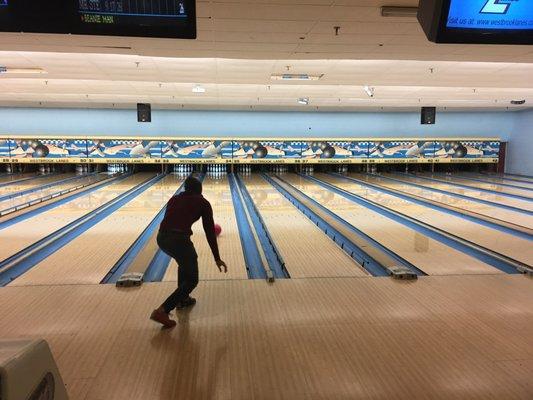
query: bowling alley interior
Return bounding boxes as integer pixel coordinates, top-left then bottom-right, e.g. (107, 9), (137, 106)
(0, 1), (533, 399)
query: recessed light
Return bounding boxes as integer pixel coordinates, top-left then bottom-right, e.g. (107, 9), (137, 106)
(510, 99), (526, 105)
(271, 74), (323, 81)
(192, 85), (206, 93)
(298, 98), (309, 105)
(0, 67), (47, 74)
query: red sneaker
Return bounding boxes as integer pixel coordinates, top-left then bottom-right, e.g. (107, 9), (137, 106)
(150, 308), (177, 328)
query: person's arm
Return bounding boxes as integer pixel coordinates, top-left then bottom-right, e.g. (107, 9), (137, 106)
(201, 201), (227, 272)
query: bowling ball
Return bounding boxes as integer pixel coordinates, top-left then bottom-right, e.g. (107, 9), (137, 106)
(33, 144), (50, 158)
(454, 145), (467, 158)
(214, 223), (222, 237)
(322, 145), (336, 158)
(254, 145), (268, 158)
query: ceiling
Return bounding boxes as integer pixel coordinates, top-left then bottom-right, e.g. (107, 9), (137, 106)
(0, 0), (532, 111)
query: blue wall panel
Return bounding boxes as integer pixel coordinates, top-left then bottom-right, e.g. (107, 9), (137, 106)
(507, 109), (533, 175)
(0, 108), (512, 139)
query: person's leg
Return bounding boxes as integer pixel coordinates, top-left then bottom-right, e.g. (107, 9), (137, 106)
(175, 250), (199, 308)
(150, 232), (189, 327)
(160, 240), (198, 312)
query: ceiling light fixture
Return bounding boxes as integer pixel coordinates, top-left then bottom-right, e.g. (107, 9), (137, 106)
(0, 67), (47, 74)
(298, 98), (309, 105)
(381, 6), (418, 18)
(271, 74), (323, 81)
(192, 85), (206, 93)
(363, 85), (375, 98)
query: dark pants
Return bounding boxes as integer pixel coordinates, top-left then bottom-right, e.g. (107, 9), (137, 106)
(157, 230), (199, 313)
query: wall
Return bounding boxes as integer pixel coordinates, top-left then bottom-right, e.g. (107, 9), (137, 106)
(0, 108), (512, 139)
(507, 109), (533, 175)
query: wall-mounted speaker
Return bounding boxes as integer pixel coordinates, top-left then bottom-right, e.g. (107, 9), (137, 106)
(137, 103), (151, 123)
(421, 107), (436, 125)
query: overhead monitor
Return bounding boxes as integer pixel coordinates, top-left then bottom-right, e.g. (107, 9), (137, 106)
(0, 0), (196, 39)
(417, 0), (533, 44)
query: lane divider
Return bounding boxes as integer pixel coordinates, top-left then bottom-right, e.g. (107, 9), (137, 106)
(476, 173), (533, 186)
(0, 174), (110, 217)
(236, 174), (289, 279)
(264, 173), (419, 278)
(399, 172), (533, 202)
(0, 173), (131, 231)
(445, 173), (533, 192)
(229, 173), (270, 280)
(0, 173), (97, 203)
(306, 174), (531, 274)
(330, 173), (533, 240)
(0, 173), (165, 286)
(500, 172), (533, 180)
(0, 173), (59, 188)
(371, 173), (533, 216)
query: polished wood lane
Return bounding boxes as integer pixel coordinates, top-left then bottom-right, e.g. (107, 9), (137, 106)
(503, 173), (533, 183)
(163, 175), (248, 282)
(285, 174), (501, 276)
(422, 173), (533, 199)
(11, 174), (178, 286)
(457, 173), (533, 189)
(390, 174), (533, 212)
(0, 173), (34, 184)
(0, 174), (105, 212)
(319, 174), (533, 266)
(0, 275), (531, 399)
(0, 174), (147, 263)
(243, 174), (368, 278)
(356, 174), (533, 229)
(0, 173), (74, 196)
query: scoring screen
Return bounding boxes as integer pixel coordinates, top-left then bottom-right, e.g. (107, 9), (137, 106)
(0, 0), (196, 38)
(78, 0), (188, 26)
(447, 0), (533, 30)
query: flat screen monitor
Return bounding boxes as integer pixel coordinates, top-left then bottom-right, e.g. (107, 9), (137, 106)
(0, 0), (196, 39)
(417, 0), (533, 44)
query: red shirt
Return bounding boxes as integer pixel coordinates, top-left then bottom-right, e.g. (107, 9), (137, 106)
(160, 191), (220, 261)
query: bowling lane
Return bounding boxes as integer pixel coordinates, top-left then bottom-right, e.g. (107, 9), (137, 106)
(355, 174), (533, 230)
(389, 174), (533, 213)
(243, 175), (368, 278)
(0, 174), (147, 263)
(284, 174), (502, 276)
(11, 173), (177, 286)
(0, 173), (34, 184)
(458, 173), (533, 189)
(422, 174), (533, 199)
(504, 173), (533, 183)
(0, 174), (106, 212)
(0, 174), (74, 196)
(319, 174), (533, 267)
(163, 175), (248, 282)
